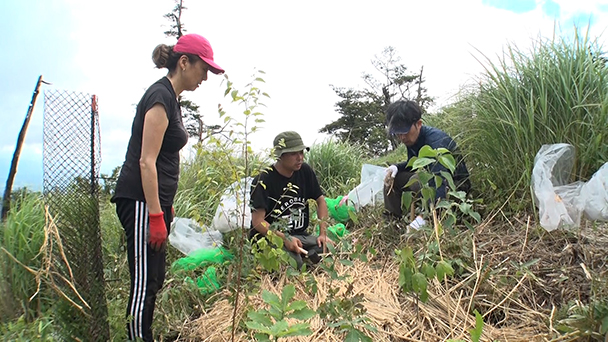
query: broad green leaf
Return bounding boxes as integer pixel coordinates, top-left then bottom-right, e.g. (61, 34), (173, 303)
(245, 321), (272, 334)
(436, 260), (455, 281)
(421, 263), (436, 278)
(444, 214), (456, 230)
(470, 211), (481, 223)
(286, 300), (307, 312)
(254, 333), (271, 341)
(438, 154), (456, 173)
(459, 202), (473, 215)
(270, 320), (289, 336)
(247, 311), (273, 327)
(345, 328), (373, 342)
(419, 286), (429, 302)
(340, 259), (354, 266)
(434, 175), (443, 189)
(421, 188), (436, 203)
(406, 157), (418, 168)
(280, 323), (312, 337)
(261, 290), (281, 307)
(401, 191), (413, 211)
(412, 157), (435, 170)
(417, 171), (433, 186)
(267, 305), (283, 320)
(418, 145), (438, 158)
(436, 147), (450, 154)
(436, 199), (451, 209)
(281, 284), (296, 307)
(439, 171), (457, 191)
(412, 272), (428, 293)
(287, 308), (316, 320)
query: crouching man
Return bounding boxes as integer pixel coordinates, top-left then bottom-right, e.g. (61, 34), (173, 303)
(250, 131), (333, 269)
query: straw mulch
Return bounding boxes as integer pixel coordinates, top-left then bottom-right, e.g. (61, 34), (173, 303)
(181, 217), (608, 342)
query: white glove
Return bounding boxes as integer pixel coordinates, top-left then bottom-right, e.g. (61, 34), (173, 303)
(386, 165), (398, 178)
(408, 215), (426, 230)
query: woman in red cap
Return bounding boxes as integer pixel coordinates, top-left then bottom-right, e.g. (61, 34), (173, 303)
(111, 33), (223, 342)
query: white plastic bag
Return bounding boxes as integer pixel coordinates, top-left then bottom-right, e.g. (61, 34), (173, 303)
(532, 144), (585, 231)
(581, 162), (608, 220)
(211, 177), (252, 233)
(347, 164), (387, 209)
(169, 217), (223, 255)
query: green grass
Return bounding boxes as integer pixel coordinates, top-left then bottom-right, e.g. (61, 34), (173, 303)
(0, 191), (48, 323)
(439, 27), (608, 210)
(306, 139), (366, 198)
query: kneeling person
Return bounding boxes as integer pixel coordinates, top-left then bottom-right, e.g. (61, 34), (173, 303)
(250, 131), (332, 268)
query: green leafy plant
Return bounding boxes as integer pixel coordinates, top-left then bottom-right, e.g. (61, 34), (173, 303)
(556, 299), (608, 340)
(244, 284), (316, 341)
(403, 145), (481, 231)
(396, 146), (479, 302)
(318, 282), (375, 342)
(396, 246), (454, 302)
(251, 231), (294, 272)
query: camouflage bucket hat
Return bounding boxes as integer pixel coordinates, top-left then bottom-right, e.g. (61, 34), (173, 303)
(273, 131), (309, 158)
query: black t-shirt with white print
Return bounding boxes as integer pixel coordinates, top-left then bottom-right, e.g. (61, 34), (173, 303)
(112, 77), (188, 206)
(250, 163), (323, 236)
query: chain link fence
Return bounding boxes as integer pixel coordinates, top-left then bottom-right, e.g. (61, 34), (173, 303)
(43, 90), (109, 341)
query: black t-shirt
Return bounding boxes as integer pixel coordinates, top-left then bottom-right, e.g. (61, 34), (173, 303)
(250, 163), (323, 236)
(112, 77), (188, 206)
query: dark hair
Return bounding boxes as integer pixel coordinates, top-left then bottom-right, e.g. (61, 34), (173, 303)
(386, 100), (422, 126)
(151, 44), (201, 72)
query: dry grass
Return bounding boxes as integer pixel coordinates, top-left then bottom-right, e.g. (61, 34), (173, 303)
(169, 211), (608, 342)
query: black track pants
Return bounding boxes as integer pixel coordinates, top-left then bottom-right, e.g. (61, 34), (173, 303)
(115, 198), (172, 342)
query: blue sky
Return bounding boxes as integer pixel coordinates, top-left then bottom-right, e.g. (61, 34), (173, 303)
(0, 0), (606, 192)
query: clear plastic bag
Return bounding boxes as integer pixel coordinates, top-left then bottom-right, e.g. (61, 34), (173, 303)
(169, 217), (223, 255)
(532, 143), (608, 231)
(346, 164), (387, 209)
(581, 162), (608, 221)
(211, 177), (252, 233)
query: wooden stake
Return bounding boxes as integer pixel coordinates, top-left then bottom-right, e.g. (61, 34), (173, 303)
(1, 75), (47, 221)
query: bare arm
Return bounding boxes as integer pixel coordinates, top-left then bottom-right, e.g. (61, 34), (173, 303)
(140, 103), (168, 215)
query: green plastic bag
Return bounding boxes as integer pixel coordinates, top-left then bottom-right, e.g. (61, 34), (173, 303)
(325, 196), (355, 223)
(315, 223), (349, 241)
(172, 247), (233, 271)
(185, 266), (221, 295)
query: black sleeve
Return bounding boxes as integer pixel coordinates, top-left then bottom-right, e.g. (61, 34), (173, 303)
(250, 175), (267, 211)
(305, 164), (323, 200)
(143, 86), (175, 120)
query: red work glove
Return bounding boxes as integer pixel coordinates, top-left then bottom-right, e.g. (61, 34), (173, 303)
(148, 212), (167, 251)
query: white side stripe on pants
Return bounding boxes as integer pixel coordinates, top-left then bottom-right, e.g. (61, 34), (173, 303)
(129, 201), (148, 339)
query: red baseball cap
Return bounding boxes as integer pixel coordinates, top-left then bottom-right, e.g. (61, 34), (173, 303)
(174, 34), (224, 74)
